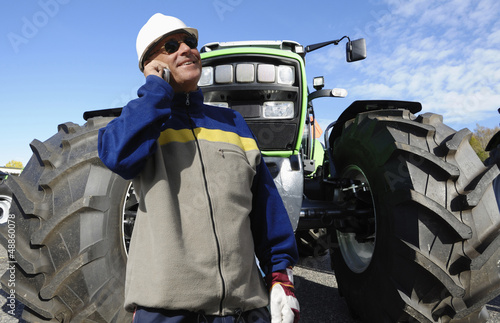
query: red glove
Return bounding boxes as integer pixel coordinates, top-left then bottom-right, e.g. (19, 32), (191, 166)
(266, 267), (300, 323)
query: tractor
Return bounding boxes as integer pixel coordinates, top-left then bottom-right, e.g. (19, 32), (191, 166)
(1, 36), (500, 322)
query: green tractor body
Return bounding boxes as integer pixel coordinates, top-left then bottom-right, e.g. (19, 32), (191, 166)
(197, 39), (369, 234)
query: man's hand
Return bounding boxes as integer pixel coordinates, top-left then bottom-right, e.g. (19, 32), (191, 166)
(143, 59), (169, 80)
(266, 267), (300, 323)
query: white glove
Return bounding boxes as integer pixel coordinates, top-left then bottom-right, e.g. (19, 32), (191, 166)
(267, 267), (300, 323)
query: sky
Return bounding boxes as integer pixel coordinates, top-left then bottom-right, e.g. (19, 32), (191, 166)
(1, 0), (500, 167)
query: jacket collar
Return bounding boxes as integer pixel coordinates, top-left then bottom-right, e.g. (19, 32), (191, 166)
(172, 88), (204, 111)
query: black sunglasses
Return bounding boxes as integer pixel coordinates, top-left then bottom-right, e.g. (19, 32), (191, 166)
(163, 36), (198, 54)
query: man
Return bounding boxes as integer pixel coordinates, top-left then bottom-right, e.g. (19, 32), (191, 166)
(98, 13), (299, 323)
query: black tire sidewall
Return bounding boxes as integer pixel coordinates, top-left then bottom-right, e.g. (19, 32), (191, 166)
(79, 170), (130, 308)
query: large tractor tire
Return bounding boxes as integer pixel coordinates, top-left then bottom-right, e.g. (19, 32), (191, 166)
(0, 117), (134, 322)
(330, 109), (500, 322)
(485, 133), (500, 212)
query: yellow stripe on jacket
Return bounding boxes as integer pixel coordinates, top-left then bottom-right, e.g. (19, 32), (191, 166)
(159, 128), (259, 152)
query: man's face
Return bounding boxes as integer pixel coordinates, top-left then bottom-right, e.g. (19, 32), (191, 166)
(146, 32), (202, 92)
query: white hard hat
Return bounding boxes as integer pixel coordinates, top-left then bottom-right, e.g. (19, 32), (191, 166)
(136, 13), (198, 71)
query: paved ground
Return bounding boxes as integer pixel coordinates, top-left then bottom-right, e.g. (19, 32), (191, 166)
(294, 254), (360, 323)
(0, 246), (499, 322)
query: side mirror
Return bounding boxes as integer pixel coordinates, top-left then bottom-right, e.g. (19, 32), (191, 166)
(346, 38), (367, 62)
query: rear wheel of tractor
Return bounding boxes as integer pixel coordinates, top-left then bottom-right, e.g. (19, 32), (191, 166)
(330, 109), (500, 322)
(0, 117), (135, 322)
(485, 141), (500, 212)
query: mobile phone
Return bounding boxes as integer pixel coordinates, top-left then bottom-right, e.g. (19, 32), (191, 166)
(163, 68), (170, 83)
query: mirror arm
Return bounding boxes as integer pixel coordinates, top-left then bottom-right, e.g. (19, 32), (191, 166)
(305, 36), (350, 53)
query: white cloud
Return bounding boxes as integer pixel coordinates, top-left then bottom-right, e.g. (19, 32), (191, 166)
(315, 0), (500, 129)
(488, 28), (500, 44)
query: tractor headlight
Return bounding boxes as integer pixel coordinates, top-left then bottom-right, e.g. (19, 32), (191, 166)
(277, 65), (295, 85)
(262, 101), (294, 119)
(236, 64), (255, 83)
(257, 64), (276, 83)
(215, 65), (233, 84)
(198, 66), (213, 86)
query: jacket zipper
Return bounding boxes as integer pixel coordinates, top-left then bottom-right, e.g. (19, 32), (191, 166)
(184, 95), (227, 314)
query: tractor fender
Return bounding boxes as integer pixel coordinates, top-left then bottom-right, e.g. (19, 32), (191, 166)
(329, 100), (422, 147)
(263, 156), (303, 231)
